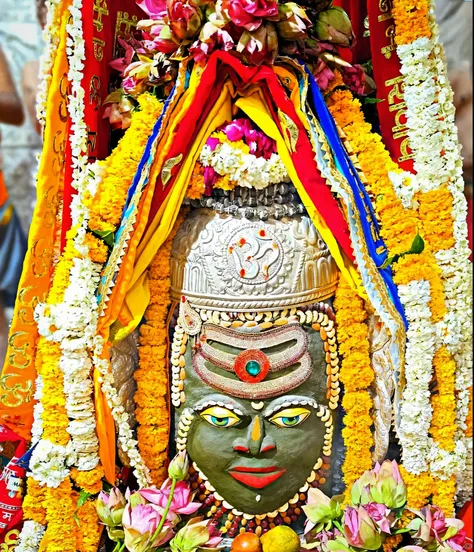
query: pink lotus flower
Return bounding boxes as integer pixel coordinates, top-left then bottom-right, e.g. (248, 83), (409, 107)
(122, 503), (174, 552)
(408, 505), (466, 549)
(189, 22), (234, 62)
(137, 0), (167, 19)
(342, 64), (375, 96)
(170, 517), (223, 551)
(223, 0), (278, 31)
(343, 506), (383, 551)
(110, 38), (139, 76)
(167, 0), (203, 43)
(363, 502), (395, 534)
(276, 2), (311, 40)
(139, 480), (201, 516)
(351, 460), (406, 511)
(313, 57), (335, 92)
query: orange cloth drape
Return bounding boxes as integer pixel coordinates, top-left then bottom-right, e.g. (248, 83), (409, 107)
(0, 1), (71, 439)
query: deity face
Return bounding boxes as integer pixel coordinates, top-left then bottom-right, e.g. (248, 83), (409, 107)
(174, 321), (335, 515)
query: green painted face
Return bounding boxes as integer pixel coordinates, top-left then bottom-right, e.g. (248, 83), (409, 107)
(174, 324), (334, 515)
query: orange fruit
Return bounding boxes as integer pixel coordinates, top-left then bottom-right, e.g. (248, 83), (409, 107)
(231, 532), (263, 552)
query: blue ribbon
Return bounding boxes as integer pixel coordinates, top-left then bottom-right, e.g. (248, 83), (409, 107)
(303, 65), (407, 327)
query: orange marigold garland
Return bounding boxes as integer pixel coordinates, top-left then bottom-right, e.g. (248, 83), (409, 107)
(391, 0), (431, 45)
(334, 275), (374, 493)
(88, 93), (163, 234)
(135, 211), (187, 485)
(22, 478), (47, 526)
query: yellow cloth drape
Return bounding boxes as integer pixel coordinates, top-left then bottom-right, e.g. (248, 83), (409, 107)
(235, 89), (364, 295)
(112, 80), (235, 342)
(0, 4), (71, 439)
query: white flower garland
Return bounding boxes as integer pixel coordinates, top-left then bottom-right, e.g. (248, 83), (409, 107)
(36, 0), (62, 131)
(31, 376), (43, 444)
(397, 280), (435, 474)
(15, 521), (46, 552)
(200, 142), (290, 189)
(395, 4), (472, 498)
(93, 336), (152, 489)
(28, 439), (76, 488)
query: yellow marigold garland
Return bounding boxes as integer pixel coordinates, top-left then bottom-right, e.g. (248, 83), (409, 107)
(430, 347), (457, 451)
(135, 211), (187, 485)
(22, 477), (47, 525)
(326, 88), (418, 255)
(83, 232), (109, 264)
(326, 84), (458, 513)
(88, 93), (163, 234)
(187, 162), (206, 199)
(42, 480), (77, 552)
(73, 494), (102, 552)
(391, 0), (431, 45)
(334, 275), (374, 493)
(70, 465), (105, 495)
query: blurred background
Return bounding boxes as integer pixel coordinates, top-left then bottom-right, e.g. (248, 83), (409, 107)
(0, 0), (472, 365)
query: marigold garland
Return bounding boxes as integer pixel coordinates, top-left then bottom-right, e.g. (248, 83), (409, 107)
(430, 347), (457, 451)
(187, 161), (206, 199)
(42, 480), (77, 552)
(135, 211), (187, 485)
(73, 495), (102, 552)
(88, 93), (163, 234)
(391, 0), (431, 45)
(22, 477), (47, 526)
(71, 465), (104, 495)
(326, 84), (460, 513)
(83, 232), (109, 264)
(334, 275), (374, 493)
(326, 89), (418, 255)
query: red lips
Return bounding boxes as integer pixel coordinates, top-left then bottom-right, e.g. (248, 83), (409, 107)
(229, 466), (286, 489)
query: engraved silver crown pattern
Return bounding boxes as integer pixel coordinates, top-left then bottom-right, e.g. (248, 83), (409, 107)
(170, 209), (339, 311)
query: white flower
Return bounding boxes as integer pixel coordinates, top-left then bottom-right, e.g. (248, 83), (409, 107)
(29, 440), (76, 488)
(15, 520), (46, 552)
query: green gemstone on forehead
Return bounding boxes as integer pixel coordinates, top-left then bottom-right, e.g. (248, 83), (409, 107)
(245, 360), (261, 377)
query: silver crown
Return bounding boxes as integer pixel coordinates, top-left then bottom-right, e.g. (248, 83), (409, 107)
(170, 208), (339, 312)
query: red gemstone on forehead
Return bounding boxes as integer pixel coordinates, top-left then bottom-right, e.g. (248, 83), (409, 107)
(234, 349), (270, 384)
(259, 229), (266, 237)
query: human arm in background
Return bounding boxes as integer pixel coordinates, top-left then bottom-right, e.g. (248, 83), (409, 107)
(21, 59), (41, 136)
(0, 46), (24, 126)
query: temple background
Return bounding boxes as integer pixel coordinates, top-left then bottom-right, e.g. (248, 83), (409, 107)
(0, 0), (42, 235)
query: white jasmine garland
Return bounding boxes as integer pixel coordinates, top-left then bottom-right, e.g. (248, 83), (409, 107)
(200, 142), (290, 189)
(36, 0), (62, 130)
(28, 439), (76, 488)
(15, 520), (46, 552)
(396, 3), (473, 499)
(93, 335), (152, 488)
(397, 280), (435, 474)
(31, 376), (44, 444)
(388, 171), (420, 210)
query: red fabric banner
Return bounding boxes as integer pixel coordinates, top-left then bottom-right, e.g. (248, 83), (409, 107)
(147, 52), (354, 263)
(60, 0), (143, 250)
(366, 0), (414, 172)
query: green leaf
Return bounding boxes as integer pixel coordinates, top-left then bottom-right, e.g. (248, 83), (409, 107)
(104, 88), (124, 105)
(381, 233), (424, 268)
(91, 229), (115, 248)
(409, 233), (425, 254)
(78, 490), (93, 508)
(362, 96), (384, 104)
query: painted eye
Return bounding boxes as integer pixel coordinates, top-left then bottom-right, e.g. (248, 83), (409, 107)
(200, 406), (241, 428)
(269, 407), (311, 428)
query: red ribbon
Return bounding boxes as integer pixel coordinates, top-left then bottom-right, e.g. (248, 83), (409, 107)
(60, 0), (143, 251)
(367, 0), (414, 172)
(147, 52), (354, 262)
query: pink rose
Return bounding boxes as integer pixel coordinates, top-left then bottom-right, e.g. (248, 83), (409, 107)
(223, 0), (278, 31)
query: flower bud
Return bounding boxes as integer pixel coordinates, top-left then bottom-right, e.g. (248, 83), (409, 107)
(276, 2), (311, 40)
(168, 451), (190, 481)
(314, 6), (354, 46)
